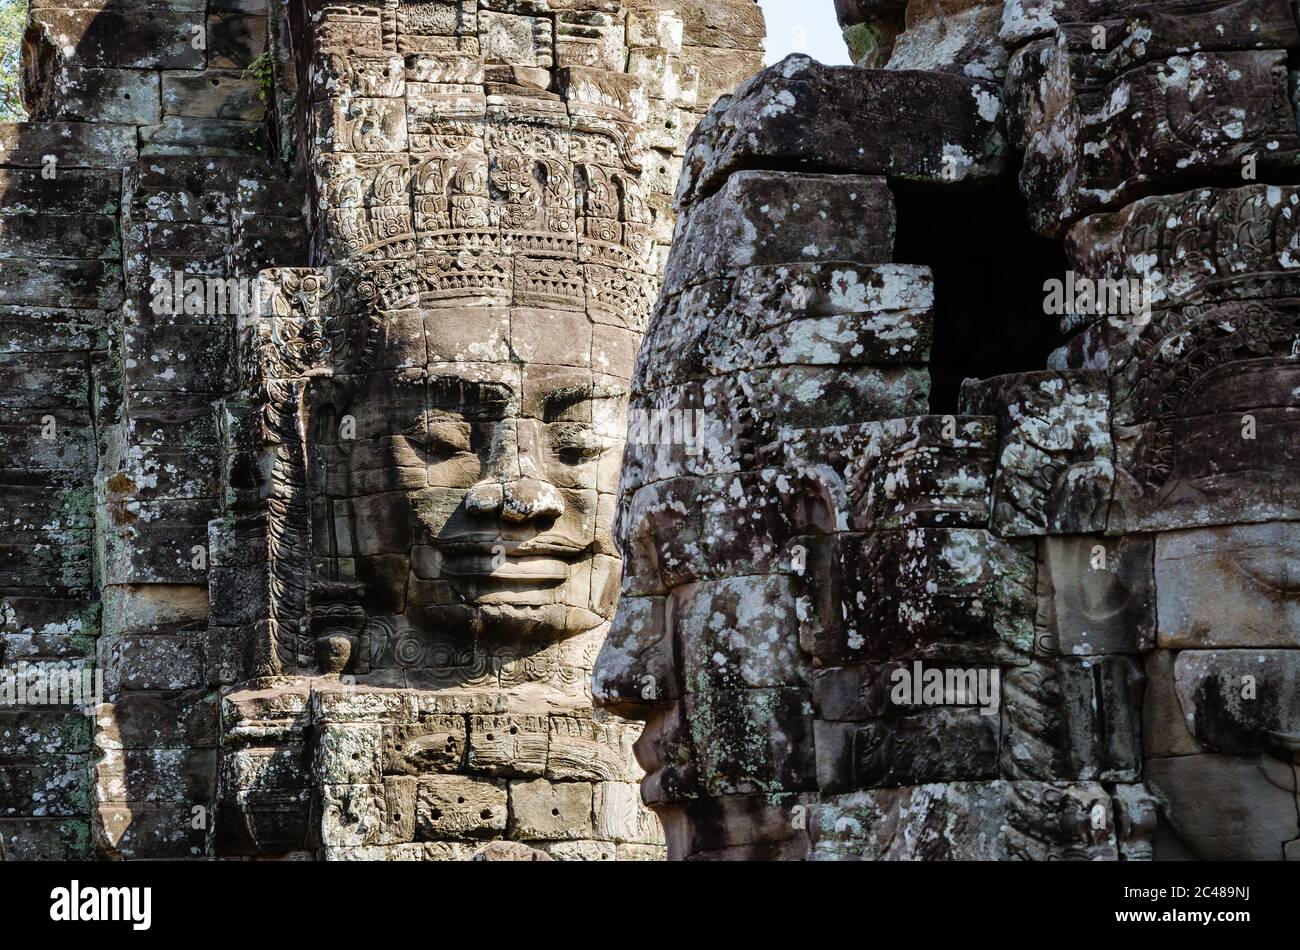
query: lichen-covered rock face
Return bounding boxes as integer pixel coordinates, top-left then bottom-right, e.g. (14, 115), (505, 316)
(593, 52), (1138, 861)
(838, 0), (1009, 80)
(1012, 3), (1300, 860)
(1006, 0), (1300, 237)
(597, 0), (1300, 861)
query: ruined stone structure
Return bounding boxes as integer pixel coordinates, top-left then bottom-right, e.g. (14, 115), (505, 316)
(4, 0), (1298, 864)
(595, 0), (1300, 860)
(0, 0), (762, 860)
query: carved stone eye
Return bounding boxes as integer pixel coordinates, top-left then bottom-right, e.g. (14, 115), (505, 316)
(409, 411), (471, 455)
(549, 424), (602, 462)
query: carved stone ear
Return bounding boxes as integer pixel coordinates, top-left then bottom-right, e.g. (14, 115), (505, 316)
(310, 580), (369, 675)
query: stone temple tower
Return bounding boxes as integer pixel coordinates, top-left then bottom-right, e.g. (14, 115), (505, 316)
(6, 0), (1298, 865)
(0, 0), (763, 860)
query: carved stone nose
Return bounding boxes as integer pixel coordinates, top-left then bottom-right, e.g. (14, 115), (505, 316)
(501, 477), (565, 523)
(464, 481), (504, 516)
(465, 478), (564, 523)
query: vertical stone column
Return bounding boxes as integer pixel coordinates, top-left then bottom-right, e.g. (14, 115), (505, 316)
(5, 0), (306, 859)
(0, 121), (125, 860)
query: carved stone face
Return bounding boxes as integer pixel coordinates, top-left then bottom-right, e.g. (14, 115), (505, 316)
(1140, 386), (1300, 860)
(600, 144), (1300, 858)
(316, 305), (633, 650)
(204, 0), (768, 862)
(288, 2), (662, 665)
(1144, 522), (1300, 859)
(591, 165), (1078, 858)
(1055, 185), (1300, 860)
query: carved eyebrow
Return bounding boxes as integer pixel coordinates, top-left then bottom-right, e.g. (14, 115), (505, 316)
(427, 375), (515, 407)
(543, 383), (628, 421)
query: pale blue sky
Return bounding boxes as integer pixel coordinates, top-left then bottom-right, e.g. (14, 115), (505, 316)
(758, 0), (853, 66)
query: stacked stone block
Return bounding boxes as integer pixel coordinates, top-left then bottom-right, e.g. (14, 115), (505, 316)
(590, 54), (1138, 861)
(218, 683), (658, 859)
(96, 157), (304, 859)
(0, 0), (765, 861)
(13, 0), (1293, 864)
(1, 0), (768, 862)
(0, 121), (123, 858)
(1002, 0), (1300, 860)
(205, 0), (764, 862)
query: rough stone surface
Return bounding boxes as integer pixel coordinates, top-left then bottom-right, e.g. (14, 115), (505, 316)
(6, 0), (1300, 865)
(676, 54), (1007, 207)
(0, 0), (763, 860)
(593, 0), (1300, 863)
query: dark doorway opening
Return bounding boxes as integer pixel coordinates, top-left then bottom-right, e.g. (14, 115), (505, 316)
(891, 169), (1068, 414)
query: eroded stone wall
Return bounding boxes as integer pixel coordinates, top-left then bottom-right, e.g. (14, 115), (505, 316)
(2, 0), (287, 860)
